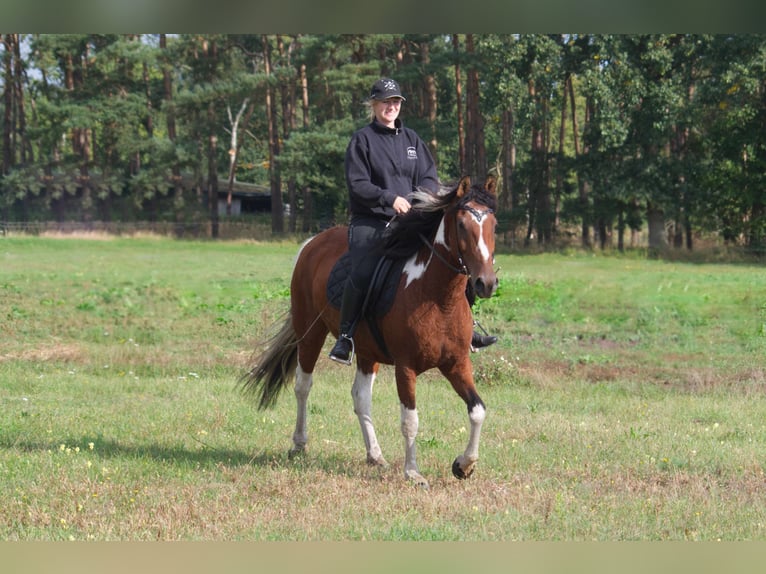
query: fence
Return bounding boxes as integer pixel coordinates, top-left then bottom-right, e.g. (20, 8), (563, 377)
(0, 220), (282, 240)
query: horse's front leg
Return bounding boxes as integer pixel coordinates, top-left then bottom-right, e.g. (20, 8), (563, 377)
(442, 364), (486, 479)
(351, 362), (387, 467)
(396, 365), (429, 488)
(451, 399), (486, 479)
(289, 364), (313, 458)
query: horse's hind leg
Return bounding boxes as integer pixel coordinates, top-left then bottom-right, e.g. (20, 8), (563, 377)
(396, 365), (429, 488)
(289, 322), (327, 459)
(351, 360), (387, 467)
(289, 364), (313, 458)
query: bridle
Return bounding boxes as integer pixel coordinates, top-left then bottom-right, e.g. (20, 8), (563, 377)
(418, 201), (495, 278)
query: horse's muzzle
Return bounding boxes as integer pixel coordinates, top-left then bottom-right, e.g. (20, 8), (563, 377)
(472, 275), (498, 299)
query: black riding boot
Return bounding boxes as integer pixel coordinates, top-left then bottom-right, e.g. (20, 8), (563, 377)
(466, 283), (497, 351)
(329, 280), (366, 365)
(470, 320), (497, 351)
(471, 330), (498, 350)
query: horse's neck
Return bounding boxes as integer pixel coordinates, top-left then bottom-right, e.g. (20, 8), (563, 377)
(413, 218), (467, 303)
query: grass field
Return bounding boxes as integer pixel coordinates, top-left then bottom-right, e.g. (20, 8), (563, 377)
(1, 234), (765, 540)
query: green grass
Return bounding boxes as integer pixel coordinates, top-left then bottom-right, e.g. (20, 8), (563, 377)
(1, 236), (766, 540)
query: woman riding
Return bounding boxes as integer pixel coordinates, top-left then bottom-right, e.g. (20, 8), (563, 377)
(329, 78), (496, 364)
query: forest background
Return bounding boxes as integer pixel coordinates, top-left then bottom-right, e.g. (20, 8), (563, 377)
(1, 34), (765, 254)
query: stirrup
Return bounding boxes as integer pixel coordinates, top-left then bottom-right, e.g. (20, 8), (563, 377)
(329, 334), (355, 365)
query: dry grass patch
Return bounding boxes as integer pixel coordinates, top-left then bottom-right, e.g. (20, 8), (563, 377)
(0, 343), (85, 364)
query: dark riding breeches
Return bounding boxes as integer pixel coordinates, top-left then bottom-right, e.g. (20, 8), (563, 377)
(346, 216), (390, 292)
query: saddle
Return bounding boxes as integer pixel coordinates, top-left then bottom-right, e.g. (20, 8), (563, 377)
(326, 252), (406, 360)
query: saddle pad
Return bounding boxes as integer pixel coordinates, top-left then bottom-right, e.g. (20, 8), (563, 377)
(326, 252), (404, 318)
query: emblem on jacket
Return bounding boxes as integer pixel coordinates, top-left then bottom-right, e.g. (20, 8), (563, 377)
(407, 147), (417, 160)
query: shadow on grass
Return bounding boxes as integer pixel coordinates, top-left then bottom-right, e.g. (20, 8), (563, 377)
(1, 435), (392, 480)
(3, 435), (255, 465)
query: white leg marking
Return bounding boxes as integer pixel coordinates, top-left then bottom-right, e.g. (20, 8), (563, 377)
(463, 403), (486, 462)
(400, 404), (428, 486)
(351, 369), (386, 465)
(292, 364), (313, 452)
(454, 403), (486, 478)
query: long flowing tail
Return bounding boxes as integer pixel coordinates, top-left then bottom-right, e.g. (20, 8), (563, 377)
(240, 310), (299, 410)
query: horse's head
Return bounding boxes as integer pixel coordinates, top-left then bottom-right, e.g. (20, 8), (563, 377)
(452, 176), (499, 300)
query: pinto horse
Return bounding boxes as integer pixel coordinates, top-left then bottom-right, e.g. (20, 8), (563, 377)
(242, 176), (498, 488)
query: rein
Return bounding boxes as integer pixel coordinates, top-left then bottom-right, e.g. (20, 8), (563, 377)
(418, 232), (468, 276)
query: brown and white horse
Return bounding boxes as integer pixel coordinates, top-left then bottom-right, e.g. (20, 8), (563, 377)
(242, 176), (498, 488)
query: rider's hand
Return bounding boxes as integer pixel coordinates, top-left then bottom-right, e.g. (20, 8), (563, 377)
(392, 196), (411, 215)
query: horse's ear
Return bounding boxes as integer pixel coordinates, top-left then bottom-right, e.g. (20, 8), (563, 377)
(456, 176), (471, 199)
(484, 175), (498, 195)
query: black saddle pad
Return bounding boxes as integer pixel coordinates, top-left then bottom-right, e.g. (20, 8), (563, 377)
(326, 252), (405, 318)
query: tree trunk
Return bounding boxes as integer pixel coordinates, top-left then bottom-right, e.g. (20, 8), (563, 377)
(647, 202), (667, 257)
(501, 107), (516, 246)
(299, 60), (313, 233)
(556, 79), (567, 233)
(537, 95), (552, 244)
(465, 34), (486, 177)
(205, 39), (220, 238)
(160, 34), (184, 234)
(263, 35), (283, 233)
(420, 41), (438, 163)
(528, 78), (550, 245)
(617, 208), (625, 252)
(207, 101), (219, 238)
(568, 75), (591, 248)
(685, 219), (693, 251)
(597, 213), (608, 250)
(3, 34), (14, 174)
(278, 35), (298, 233)
(452, 34), (465, 175)
(225, 99), (250, 216)
(13, 34), (31, 164)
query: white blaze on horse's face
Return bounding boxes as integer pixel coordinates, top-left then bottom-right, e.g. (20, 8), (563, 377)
(459, 203), (495, 265)
(470, 209), (493, 264)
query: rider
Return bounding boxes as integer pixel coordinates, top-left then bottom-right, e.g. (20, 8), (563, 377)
(329, 78), (497, 364)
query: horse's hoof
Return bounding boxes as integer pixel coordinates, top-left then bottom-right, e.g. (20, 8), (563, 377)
(288, 446), (305, 460)
(452, 457), (475, 480)
(405, 470), (430, 490)
(367, 455), (389, 468)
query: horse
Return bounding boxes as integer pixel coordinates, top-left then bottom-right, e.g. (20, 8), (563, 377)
(241, 175), (499, 488)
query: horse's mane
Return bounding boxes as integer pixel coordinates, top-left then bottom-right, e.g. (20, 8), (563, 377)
(380, 180), (497, 260)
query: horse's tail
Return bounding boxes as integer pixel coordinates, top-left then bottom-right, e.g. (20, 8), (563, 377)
(240, 310), (299, 410)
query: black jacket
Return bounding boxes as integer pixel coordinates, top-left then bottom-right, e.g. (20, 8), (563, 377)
(344, 118), (439, 220)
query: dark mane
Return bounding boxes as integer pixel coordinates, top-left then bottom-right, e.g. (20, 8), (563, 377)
(380, 180), (496, 260)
